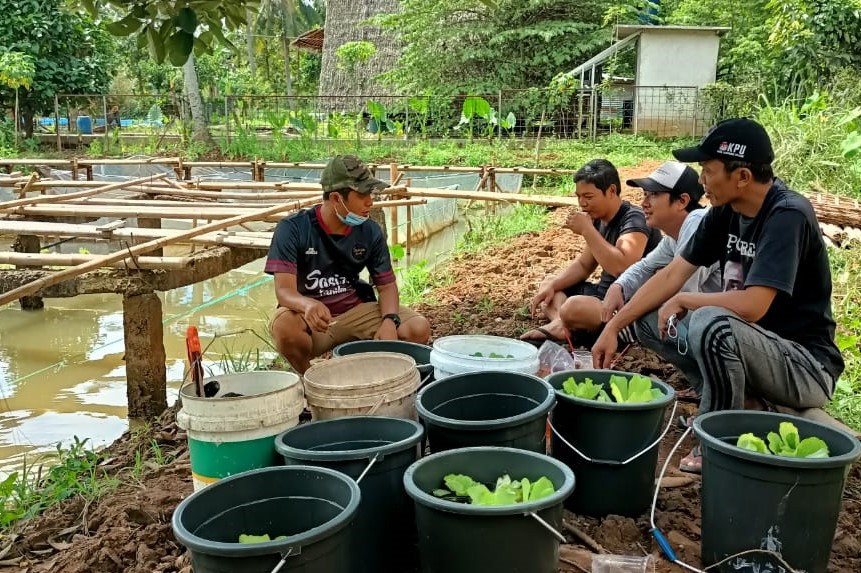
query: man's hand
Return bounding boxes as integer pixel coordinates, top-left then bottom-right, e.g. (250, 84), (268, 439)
(564, 211), (593, 235)
(530, 281), (556, 317)
(658, 294), (688, 340)
(303, 300), (332, 333)
(374, 319), (399, 341)
(601, 283), (625, 323)
(592, 326), (619, 369)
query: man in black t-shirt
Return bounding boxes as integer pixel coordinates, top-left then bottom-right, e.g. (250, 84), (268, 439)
(592, 118), (842, 473)
(522, 159), (661, 347)
(266, 155), (430, 374)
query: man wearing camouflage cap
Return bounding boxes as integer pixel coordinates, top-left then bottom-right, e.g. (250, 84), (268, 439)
(265, 155), (430, 373)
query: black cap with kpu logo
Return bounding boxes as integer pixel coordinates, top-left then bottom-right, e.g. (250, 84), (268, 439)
(673, 118), (775, 164)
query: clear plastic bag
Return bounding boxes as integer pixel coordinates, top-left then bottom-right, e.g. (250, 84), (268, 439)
(536, 340), (578, 377)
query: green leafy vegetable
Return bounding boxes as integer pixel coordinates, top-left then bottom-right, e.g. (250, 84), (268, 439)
(736, 433), (769, 454)
(609, 374), (664, 403)
(561, 377), (611, 402)
(735, 422), (829, 458)
(469, 352), (514, 358)
(560, 374), (661, 403)
(433, 473), (556, 506)
(238, 534), (287, 544)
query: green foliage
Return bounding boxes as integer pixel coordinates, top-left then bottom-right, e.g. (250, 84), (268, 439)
(562, 377), (612, 402)
(0, 52), (35, 90)
(336, 41), (378, 72)
(238, 533), (287, 543)
(81, 0), (259, 66)
(757, 91), (861, 198)
(367, 100), (395, 140)
(561, 374), (662, 403)
(0, 0), (116, 127)
(433, 473), (555, 506)
(378, 0), (612, 94)
(0, 437), (119, 529)
(825, 244), (861, 430)
(736, 422), (830, 458)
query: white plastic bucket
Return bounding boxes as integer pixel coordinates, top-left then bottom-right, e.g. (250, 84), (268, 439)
(176, 370), (304, 491)
(303, 352), (420, 420)
(430, 335), (540, 379)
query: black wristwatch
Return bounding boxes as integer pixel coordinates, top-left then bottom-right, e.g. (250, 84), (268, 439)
(383, 313), (401, 328)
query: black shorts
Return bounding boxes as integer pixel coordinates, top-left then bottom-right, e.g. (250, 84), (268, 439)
(562, 281), (607, 301)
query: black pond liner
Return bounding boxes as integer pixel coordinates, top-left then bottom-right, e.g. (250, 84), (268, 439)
(171, 465), (360, 573)
(275, 416), (424, 573)
(416, 370), (555, 453)
(694, 410), (861, 573)
(404, 446), (575, 573)
(546, 369), (675, 517)
(334, 340), (435, 387)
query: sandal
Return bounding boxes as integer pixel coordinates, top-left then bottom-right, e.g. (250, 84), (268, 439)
(679, 445), (703, 474)
(520, 327), (569, 349)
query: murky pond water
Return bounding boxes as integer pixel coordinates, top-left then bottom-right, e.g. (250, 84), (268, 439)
(0, 217), (467, 473)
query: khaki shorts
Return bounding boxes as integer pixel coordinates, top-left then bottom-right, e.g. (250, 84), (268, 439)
(271, 302), (424, 357)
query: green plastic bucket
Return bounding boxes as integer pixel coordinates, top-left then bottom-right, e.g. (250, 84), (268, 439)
(404, 446), (575, 573)
(176, 371), (304, 490)
(546, 369), (675, 517)
(416, 371), (555, 453)
(276, 416), (424, 573)
(694, 410), (861, 573)
(172, 465), (360, 573)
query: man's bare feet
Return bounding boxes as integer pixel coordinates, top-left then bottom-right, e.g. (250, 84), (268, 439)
(520, 319), (568, 342)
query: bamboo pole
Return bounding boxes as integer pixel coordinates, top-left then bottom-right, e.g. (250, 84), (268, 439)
(0, 197), (321, 307)
(387, 186), (581, 207)
(0, 175), (167, 211)
(14, 199), (426, 221)
(17, 173), (39, 198)
(390, 163), (400, 248)
(405, 177), (412, 256)
(7, 180), (176, 190)
(0, 252), (194, 270)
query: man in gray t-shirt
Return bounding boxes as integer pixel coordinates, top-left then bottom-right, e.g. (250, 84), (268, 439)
(602, 162), (721, 320)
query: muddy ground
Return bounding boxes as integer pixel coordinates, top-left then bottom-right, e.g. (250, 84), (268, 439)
(1, 161), (858, 572)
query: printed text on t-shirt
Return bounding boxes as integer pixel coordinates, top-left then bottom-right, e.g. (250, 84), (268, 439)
(305, 269), (349, 296)
(727, 234), (756, 258)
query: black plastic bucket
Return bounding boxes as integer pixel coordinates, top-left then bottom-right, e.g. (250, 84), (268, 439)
(334, 340), (435, 386)
(694, 410), (861, 573)
(404, 446), (575, 573)
(416, 371), (555, 453)
(546, 369), (675, 517)
(275, 416), (424, 573)
(171, 465), (360, 573)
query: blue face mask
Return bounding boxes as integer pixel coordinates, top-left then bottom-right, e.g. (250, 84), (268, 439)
(336, 196), (369, 226)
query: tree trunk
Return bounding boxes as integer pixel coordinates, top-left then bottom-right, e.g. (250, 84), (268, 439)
(246, 8), (257, 77)
(318, 0), (402, 110)
(281, 8), (294, 98)
(182, 53), (214, 145)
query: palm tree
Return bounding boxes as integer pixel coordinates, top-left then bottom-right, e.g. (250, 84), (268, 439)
(182, 53), (214, 145)
(252, 0), (323, 95)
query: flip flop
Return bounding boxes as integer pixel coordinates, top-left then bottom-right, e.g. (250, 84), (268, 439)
(520, 327), (568, 348)
(679, 445), (702, 475)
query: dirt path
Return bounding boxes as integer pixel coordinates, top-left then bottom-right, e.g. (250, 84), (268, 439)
(1, 160), (858, 572)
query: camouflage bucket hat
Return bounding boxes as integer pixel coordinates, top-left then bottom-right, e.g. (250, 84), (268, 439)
(320, 155), (388, 195)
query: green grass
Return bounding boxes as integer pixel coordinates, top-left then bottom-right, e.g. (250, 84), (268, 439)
(0, 437), (119, 529)
(824, 244), (861, 430)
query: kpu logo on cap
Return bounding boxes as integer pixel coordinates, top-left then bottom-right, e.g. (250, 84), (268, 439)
(717, 141), (747, 159)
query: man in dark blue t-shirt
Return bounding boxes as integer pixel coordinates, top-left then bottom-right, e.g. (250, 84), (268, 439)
(593, 118), (842, 473)
(265, 155), (430, 373)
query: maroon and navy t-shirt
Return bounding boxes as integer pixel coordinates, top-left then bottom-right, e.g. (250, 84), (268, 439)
(264, 206), (396, 316)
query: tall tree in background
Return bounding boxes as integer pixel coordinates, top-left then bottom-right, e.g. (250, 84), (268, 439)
(319, 0), (401, 100)
(254, 0), (323, 95)
(378, 0), (612, 94)
(0, 0), (116, 137)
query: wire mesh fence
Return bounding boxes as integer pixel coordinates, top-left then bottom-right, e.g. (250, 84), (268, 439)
(32, 85), (758, 144)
